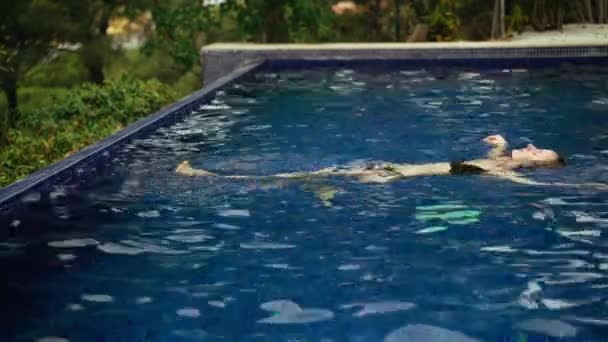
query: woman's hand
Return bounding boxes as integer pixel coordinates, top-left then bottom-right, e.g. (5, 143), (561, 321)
(483, 134), (507, 146)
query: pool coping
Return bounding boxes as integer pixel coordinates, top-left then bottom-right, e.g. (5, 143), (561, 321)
(201, 42), (608, 84)
(204, 41), (608, 50)
(0, 61), (262, 207)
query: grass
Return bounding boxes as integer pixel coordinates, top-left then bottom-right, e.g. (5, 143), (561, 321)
(0, 48), (200, 128)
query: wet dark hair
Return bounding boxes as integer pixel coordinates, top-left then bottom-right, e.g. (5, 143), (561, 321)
(449, 161), (488, 175)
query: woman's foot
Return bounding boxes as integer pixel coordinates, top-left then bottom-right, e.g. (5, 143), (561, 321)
(176, 161), (217, 177)
(176, 161), (195, 176)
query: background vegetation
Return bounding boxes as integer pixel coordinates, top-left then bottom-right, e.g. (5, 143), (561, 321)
(1, 0), (607, 186)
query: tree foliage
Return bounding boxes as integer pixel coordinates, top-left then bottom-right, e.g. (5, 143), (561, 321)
(147, 0), (337, 72)
(60, 0), (151, 84)
(0, 0), (152, 143)
(145, 0), (221, 72)
(0, 0), (71, 127)
(222, 0), (336, 43)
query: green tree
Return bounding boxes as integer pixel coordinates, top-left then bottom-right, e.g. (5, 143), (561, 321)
(146, 0), (221, 73)
(0, 0), (70, 130)
(148, 0), (336, 73)
(61, 0), (150, 84)
(286, 0), (336, 42)
(575, 0), (608, 23)
(225, 0), (335, 43)
(349, 0), (391, 41)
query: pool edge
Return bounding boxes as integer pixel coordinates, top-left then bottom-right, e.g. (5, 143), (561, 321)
(200, 43), (608, 84)
(0, 61), (262, 207)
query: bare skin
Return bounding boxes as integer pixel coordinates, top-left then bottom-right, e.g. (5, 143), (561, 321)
(175, 134), (608, 190)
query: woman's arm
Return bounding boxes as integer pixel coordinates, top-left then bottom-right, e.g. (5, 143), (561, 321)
(483, 134), (509, 160)
(486, 170), (547, 185)
(487, 170), (608, 190)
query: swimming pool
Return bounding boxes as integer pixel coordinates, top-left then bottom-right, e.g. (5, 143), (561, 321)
(2, 61), (608, 341)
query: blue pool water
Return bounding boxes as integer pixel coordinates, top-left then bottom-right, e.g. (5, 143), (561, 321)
(2, 64), (608, 341)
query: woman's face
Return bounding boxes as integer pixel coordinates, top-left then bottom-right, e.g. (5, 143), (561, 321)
(511, 144), (559, 165)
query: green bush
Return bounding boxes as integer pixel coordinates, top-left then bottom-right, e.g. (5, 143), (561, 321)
(16, 86), (71, 114)
(23, 53), (89, 88)
(0, 78), (177, 187)
(508, 4), (528, 34)
(173, 68), (202, 97)
(426, 0), (461, 41)
(106, 50), (187, 85)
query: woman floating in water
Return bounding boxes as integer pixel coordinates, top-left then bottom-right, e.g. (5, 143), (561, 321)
(175, 135), (606, 189)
